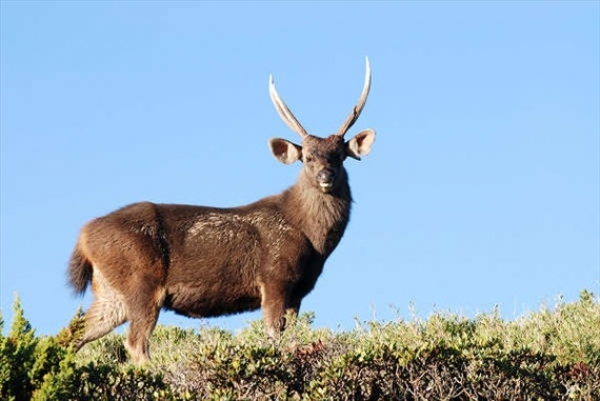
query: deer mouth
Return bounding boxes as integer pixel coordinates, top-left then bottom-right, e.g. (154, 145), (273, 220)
(318, 181), (334, 192)
(316, 168), (336, 192)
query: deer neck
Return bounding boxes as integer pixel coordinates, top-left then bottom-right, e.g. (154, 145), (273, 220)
(283, 169), (352, 256)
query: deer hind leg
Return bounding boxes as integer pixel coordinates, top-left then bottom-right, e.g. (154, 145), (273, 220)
(124, 285), (165, 364)
(125, 309), (159, 364)
(75, 268), (127, 351)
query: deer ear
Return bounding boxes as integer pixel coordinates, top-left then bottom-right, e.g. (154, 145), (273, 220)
(269, 138), (302, 164)
(346, 129), (375, 160)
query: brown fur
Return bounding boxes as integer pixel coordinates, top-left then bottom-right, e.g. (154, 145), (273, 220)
(68, 67), (376, 364)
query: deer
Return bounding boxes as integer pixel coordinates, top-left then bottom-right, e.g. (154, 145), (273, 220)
(67, 58), (376, 364)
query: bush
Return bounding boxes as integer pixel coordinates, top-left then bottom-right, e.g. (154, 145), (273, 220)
(1, 291), (599, 400)
(0, 297), (173, 401)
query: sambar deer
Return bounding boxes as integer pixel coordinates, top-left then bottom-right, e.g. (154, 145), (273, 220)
(68, 58), (376, 363)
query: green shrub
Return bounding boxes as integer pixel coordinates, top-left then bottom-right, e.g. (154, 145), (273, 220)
(1, 290), (599, 400)
(1, 296), (48, 401)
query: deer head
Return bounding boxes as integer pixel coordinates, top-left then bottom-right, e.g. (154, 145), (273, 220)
(268, 57), (376, 193)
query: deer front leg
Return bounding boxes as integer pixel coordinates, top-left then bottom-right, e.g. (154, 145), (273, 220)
(260, 282), (288, 338)
(286, 296), (302, 320)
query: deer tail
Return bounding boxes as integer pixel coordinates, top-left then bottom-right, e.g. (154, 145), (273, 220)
(68, 238), (93, 295)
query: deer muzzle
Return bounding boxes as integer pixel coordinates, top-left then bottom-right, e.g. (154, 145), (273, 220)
(317, 169), (336, 192)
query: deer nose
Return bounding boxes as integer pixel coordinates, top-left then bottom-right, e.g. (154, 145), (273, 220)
(317, 169), (336, 187)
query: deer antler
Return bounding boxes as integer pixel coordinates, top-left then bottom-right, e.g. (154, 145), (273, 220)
(336, 57), (371, 137)
(269, 75), (309, 140)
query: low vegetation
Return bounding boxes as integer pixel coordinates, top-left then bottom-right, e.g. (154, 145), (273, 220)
(1, 290), (598, 400)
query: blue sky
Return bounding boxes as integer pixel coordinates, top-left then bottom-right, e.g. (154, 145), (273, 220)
(1, 1), (598, 336)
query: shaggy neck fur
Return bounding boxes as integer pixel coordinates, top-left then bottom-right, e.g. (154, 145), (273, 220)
(282, 168), (352, 256)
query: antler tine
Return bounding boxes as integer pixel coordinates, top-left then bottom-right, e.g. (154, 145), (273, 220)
(336, 56), (372, 137)
(269, 75), (309, 140)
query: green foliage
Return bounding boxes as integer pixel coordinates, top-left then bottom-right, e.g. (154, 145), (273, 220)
(0, 301), (173, 401)
(1, 290), (599, 400)
(0, 295), (40, 401)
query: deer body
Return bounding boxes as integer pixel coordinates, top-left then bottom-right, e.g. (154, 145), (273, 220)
(68, 59), (375, 363)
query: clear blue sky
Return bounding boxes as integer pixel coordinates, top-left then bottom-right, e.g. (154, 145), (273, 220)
(1, 1), (598, 336)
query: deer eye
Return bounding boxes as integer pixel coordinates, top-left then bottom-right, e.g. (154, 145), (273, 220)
(305, 156), (315, 163)
(329, 154), (343, 165)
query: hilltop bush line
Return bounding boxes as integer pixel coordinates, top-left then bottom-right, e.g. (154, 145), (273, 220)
(1, 290), (598, 400)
